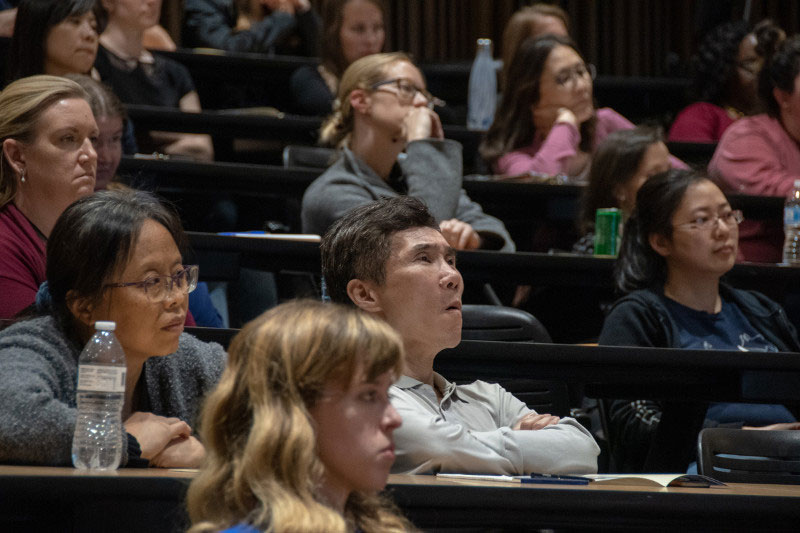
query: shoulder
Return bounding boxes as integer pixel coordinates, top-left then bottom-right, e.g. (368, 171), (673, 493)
(595, 107), (634, 128)
(720, 284), (782, 315)
(176, 333), (227, 370)
(0, 316), (75, 364)
(719, 114), (780, 143)
(604, 289), (667, 322)
(676, 102), (725, 118)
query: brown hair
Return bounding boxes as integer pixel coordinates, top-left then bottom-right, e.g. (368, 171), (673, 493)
(320, 0), (387, 80)
(0, 75), (88, 208)
(187, 299), (411, 533)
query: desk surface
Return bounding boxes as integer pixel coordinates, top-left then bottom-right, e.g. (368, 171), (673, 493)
(2, 467), (798, 532)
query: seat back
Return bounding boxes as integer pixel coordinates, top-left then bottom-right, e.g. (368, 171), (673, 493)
(282, 145), (337, 170)
(698, 428), (800, 484)
(185, 327), (240, 349)
(461, 304), (552, 343)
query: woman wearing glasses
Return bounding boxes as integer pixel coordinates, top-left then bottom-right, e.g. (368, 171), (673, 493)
(0, 189), (225, 467)
(302, 52), (514, 252)
(599, 169), (800, 472)
(481, 35), (635, 178)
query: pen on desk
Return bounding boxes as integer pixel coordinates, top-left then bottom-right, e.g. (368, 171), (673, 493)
(529, 473), (591, 481)
(435, 473), (519, 483)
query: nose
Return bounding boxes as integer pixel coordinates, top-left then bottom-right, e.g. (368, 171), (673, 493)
(383, 403), (402, 431)
(412, 90), (429, 107)
(440, 261), (463, 292)
(81, 21), (97, 39)
(80, 138), (97, 165)
(162, 279), (186, 309)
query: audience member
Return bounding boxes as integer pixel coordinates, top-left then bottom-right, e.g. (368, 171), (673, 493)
(573, 126), (670, 254)
(303, 52), (514, 252)
(708, 29), (800, 262)
(500, 3), (569, 91)
(321, 196), (599, 475)
(0, 3), (16, 38)
(0, 189), (226, 467)
(187, 299), (411, 533)
(481, 35), (635, 178)
(668, 20), (777, 143)
(95, 0), (213, 161)
(182, 0), (320, 56)
(0, 75), (97, 319)
(6, 0), (101, 82)
(290, 0), (385, 115)
(599, 169), (800, 472)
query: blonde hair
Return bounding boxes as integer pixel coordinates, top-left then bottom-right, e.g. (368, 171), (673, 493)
(320, 52), (412, 149)
(0, 75), (88, 208)
(187, 299), (412, 533)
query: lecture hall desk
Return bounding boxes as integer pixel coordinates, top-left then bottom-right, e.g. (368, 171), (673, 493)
(2, 466), (800, 532)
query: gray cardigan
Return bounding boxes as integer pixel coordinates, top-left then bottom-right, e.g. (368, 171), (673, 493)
(0, 316), (226, 466)
(301, 139), (515, 251)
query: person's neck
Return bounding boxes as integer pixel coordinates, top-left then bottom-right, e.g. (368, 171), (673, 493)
(780, 112), (800, 147)
(402, 343), (438, 389)
(663, 271), (721, 314)
(14, 196), (58, 238)
(348, 127), (404, 182)
(100, 24), (144, 60)
(317, 479), (348, 515)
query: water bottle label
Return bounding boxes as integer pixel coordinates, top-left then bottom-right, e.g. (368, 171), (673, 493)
(785, 205), (800, 225)
(77, 365), (126, 393)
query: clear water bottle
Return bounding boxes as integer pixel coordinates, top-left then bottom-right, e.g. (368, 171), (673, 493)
(72, 321), (127, 470)
(467, 38), (497, 131)
(783, 180), (800, 265)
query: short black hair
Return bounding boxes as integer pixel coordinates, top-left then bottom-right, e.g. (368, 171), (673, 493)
(614, 168), (708, 293)
(320, 197), (438, 305)
(7, 0), (102, 82)
(46, 189), (186, 336)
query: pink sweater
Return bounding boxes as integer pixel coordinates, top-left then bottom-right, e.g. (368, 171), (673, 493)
(495, 107), (635, 176)
(668, 102), (736, 143)
(0, 203), (46, 319)
(708, 114), (800, 263)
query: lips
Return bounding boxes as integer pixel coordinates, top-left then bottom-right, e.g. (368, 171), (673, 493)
(445, 301), (462, 312)
(162, 316), (185, 332)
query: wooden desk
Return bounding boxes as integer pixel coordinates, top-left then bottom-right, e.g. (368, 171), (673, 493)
(387, 473), (800, 531)
(3, 466), (798, 532)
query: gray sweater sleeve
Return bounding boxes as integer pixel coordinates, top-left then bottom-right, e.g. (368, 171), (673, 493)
(0, 318), (80, 465)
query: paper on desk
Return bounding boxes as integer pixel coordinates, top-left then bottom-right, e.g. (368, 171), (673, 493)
(584, 474), (725, 488)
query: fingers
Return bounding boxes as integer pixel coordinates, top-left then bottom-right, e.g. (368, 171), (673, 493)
(515, 412), (561, 430)
(404, 107), (436, 142)
(439, 219), (480, 250)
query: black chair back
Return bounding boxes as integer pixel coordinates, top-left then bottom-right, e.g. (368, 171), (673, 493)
(461, 304), (551, 343)
(282, 145), (337, 170)
(698, 428), (800, 484)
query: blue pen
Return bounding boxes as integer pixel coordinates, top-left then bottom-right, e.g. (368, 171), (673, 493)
(523, 473), (591, 485)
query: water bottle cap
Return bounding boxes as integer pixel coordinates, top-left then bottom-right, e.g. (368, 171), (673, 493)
(795, 179), (800, 187)
(477, 38), (492, 48)
(94, 321), (116, 331)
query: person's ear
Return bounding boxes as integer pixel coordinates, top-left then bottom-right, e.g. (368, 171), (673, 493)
(648, 232), (671, 258)
(346, 278), (383, 314)
(66, 290), (95, 327)
(774, 87), (791, 111)
(2, 138), (25, 177)
(350, 88), (371, 115)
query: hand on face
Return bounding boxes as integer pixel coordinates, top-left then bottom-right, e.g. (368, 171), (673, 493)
(532, 104), (577, 135)
(402, 106), (444, 143)
(439, 218), (481, 250)
(514, 412), (561, 430)
(124, 412), (192, 460)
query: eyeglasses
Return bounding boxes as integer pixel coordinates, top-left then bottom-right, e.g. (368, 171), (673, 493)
(370, 78), (446, 109)
(554, 63), (596, 88)
(674, 210), (744, 231)
(104, 265), (199, 302)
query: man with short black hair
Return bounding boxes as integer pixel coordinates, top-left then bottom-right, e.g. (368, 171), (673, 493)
(321, 197), (599, 474)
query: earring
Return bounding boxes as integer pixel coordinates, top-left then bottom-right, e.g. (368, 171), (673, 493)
(20, 169), (25, 184)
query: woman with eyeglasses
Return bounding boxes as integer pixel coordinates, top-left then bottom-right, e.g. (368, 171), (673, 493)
(302, 52), (514, 252)
(0, 189), (226, 467)
(668, 20), (776, 143)
(599, 169), (800, 472)
(709, 28), (800, 263)
(481, 35), (636, 178)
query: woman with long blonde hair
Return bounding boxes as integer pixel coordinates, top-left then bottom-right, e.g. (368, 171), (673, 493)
(187, 299), (413, 533)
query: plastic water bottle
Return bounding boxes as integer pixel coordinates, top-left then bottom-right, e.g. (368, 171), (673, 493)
(783, 180), (800, 265)
(72, 321), (127, 470)
(467, 38), (497, 131)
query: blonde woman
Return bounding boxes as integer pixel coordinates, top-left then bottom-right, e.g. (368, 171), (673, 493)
(187, 299), (413, 533)
(301, 52), (514, 252)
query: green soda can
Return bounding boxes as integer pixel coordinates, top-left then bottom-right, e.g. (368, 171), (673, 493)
(594, 208), (622, 256)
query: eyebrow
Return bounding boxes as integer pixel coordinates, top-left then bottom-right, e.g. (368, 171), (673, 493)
(410, 242), (456, 256)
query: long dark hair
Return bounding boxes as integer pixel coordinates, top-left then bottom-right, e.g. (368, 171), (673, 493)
(755, 22), (797, 118)
(614, 169), (707, 293)
(481, 34), (596, 169)
(578, 126), (663, 234)
(7, 0), (104, 82)
(691, 20), (750, 105)
(46, 190), (185, 338)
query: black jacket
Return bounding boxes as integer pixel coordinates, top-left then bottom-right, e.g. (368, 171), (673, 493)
(598, 283), (800, 472)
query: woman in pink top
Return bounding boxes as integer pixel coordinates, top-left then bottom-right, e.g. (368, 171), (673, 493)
(708, 30), (800, 263)
(481, 34), (634, 178)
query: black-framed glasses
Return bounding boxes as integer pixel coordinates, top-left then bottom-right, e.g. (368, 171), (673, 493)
(674, 210), (744, 231)
(104, 265), (199, 302)
(554, 63), (596, 88)
(370, 77), (446, 109)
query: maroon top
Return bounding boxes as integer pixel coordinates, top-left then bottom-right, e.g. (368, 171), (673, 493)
(0, 203), (46, 319)
(668, 102), (736, 143)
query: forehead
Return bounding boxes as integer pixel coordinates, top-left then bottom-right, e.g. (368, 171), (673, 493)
(531, 15), (568, 37)
(119, 219), (180, 275)
(640, 142), (670, 166)
(36, 98), (96, 133)
(382, 60), (424, 87)
(343, 0), (382, 22)
(96, 115), (124, 133)
(544, 44), (583, 73)
(389, 226), (448, 254)
(738, 33), (758, 59)
(675, 180), (729, 214)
